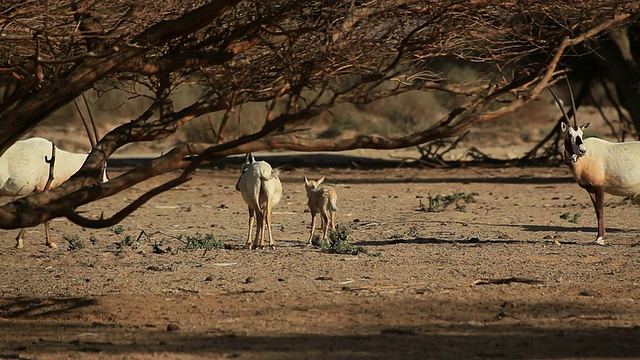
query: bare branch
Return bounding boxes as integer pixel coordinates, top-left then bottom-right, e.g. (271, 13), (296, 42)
(0, 0), (636, 232)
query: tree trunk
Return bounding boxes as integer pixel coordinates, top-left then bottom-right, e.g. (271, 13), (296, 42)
(597, 28), (640, 136)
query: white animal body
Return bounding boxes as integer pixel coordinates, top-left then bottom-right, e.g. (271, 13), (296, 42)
(304, 175), (338, 245)
(0, 137), (107, 248)
(561, 121), (640, 245)
(235, 153), (282, 249)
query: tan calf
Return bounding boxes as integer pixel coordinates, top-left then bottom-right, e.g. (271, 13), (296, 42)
(304, 176), (338, 245)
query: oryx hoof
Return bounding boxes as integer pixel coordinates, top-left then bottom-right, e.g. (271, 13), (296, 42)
(593, 237), (607, 246)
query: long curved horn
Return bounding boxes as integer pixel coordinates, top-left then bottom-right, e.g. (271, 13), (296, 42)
(565, 77), (578, 128)
(548, 87), (571, 126)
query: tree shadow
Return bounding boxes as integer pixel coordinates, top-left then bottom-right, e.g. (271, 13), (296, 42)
(426, 219), (630, 236)
(1, 304), (639, 359)
(0, 297), (98, 319)
(521, 223), (628, 234)
(356, 237), (537, 246)
(355, 219), (640, 247)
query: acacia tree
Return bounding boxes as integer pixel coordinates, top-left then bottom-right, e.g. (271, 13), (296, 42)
(0, 0), (636, 230)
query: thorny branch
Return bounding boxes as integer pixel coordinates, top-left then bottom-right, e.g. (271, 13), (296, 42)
(0, 1), (635, 229)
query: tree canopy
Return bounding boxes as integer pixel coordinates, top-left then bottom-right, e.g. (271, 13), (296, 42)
(0, 0), (638, 230)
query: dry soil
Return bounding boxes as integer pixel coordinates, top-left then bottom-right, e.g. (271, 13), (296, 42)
(1, 162), (640, 359)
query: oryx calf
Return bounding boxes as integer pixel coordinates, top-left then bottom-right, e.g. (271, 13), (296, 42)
(304, 175), (338, 245)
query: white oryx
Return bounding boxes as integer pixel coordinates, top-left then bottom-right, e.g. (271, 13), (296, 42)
(0, 137), (108, 248)
(551, 82), (640, 245)
(235, 153), (282, 249)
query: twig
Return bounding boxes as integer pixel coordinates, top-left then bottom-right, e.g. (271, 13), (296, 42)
(74, 96), (96, 148)
(82, 92), (100, 147)
(471, 277), (544, 286)
(342, 283), (429, 293)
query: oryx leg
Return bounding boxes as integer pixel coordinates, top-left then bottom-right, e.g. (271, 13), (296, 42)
(587, 187), (606, 245)
(307, 210), (318, 246)
(265, 201), (275, 249)
(246, 207), (256, 250)
(255, 210), (265, 249)
(329, 209), (336, 231)
(320, 208), (330, 245)
(15, 229), (26, 249)
(44, 221), (56, 248)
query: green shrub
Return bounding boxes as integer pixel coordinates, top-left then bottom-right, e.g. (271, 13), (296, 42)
(183, 233), (224, 250)
(318, 225), (367, 255)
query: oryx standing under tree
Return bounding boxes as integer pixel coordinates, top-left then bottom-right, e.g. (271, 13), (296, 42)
(551, 80), (640, 245)
(235, 153), (282, 249)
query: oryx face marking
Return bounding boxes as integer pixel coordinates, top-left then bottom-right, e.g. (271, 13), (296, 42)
(561, 122), (590, 158)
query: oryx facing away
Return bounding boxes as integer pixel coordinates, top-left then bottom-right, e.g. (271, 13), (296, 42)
(235, 153), (282, 249)
(304, 175), (338, 245)
(551, 80), (640, 245)
(0, 137), (108, 248)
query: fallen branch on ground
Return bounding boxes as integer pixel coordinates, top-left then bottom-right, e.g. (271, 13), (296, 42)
(471, 277), (544, 286)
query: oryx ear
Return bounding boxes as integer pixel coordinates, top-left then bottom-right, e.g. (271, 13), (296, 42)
(561, 122), (568, 133)
(580, 122), (591, 130)
(317, 176), (325, 185)
(245, 153), (255, 164)
(304, 175), (309, 184)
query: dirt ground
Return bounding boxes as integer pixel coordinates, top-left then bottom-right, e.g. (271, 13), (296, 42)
(1, 160), (640, 359)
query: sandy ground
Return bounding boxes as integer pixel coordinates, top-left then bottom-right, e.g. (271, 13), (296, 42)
(1, 162), (640, 359)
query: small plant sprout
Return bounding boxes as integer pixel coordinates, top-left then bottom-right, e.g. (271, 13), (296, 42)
(116, 235), (136, 249)
(406, 226), (419, 238)
(111, 225), (125, 235)
(115, 230), (150, 250)
(64, 235), (85, 251)
(560, 212), (580, 224)
(419, 192), (476, 213)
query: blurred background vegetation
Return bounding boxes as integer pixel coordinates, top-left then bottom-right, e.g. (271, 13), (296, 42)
(37, 61), (619, 161)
